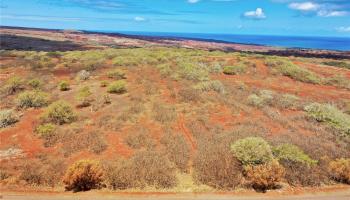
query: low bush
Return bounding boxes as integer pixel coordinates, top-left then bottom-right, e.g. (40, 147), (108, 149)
(153, 103), (176, 123)
(76, 86), (93, 107)
(0, 109), (19, 128)
(104, 159), (135, 190)
(107, 80), (127, 94)
(194, 80), (225, 94)
(281, 160), (328, 186)
(16, 90), (50, 108)
(107, 69), (126, 80)
(178, 88), (202, 102)
(223, 65), (246, 75)
(193, 140), (243, 189)
(100, 80), (109, 87)
(178, 62), (209, 81)
(247, 90), (274, 107)
(304, 103), (350, 135)
(27, 78), (43, 89)
(231, 137), (273, 165)
(161, 133), (191, 172)
(244, 160), (285, 192)
(275, 94), (299, 109)
(58, 81), (70, 91)
(41, 101), (76, 125)
(266, 57), (321, 84)
(325, 75), (350, 89)
(3, 76), (24, 95)
(77, 70), (90, 81)
(323, 61), (350, 70)
(125, 129), (156, 150)
(128, 150), (177, 188)
(35, 123), (57, 147)
(272, 144), (317, 166)
(328, 158), (350, 184)
(63, 159), (104, 192)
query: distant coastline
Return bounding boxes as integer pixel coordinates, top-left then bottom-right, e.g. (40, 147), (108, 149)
(1, 26), (349, 51)
(94, 30), (350, 52)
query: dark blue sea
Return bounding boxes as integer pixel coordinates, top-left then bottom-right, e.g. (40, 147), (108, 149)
(99, 31), (350, 51)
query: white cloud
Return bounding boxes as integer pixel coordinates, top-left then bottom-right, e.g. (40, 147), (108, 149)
(243, 8), (266, 19)
(288, 2), (319, 11)
(134, 16), (146, 22)
(336, 26), (350, 33)
(318, 10), (348, 17)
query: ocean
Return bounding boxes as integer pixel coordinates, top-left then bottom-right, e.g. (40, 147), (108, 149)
(102, 31), (350, 51)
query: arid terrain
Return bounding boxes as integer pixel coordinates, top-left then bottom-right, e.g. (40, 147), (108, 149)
(0, 27), (349, 198)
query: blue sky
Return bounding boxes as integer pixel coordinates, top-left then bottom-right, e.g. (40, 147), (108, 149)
(0, 0), (349, 37)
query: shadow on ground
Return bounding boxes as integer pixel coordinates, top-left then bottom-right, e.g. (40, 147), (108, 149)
(0, 34), (86, 51)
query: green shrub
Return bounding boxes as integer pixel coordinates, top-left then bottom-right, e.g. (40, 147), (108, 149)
(76, 86), (93, 107)
(223, 65), (246, 75)
(28, 78), (43, 89)
(100, 80), (109, 87)
(231, 137), (273, 165)
(266, 57), (321, 84)
(304, 103), (350, 135)
(107, 80), (127, 94)
(58, 81), (70, 91)
(194, 80), (225, 94)
(328, 158), (350, 184)
(107, 69), (126, 80)
(4, 76), (24, 95)
(247, 90), (274, 107)
(36, 123), (56, 138)
(16, 91), (50, 108)
(0, 109), (19, 128)
(42, 101), (76, 125)
(63, 160), (104, 191)
(323, 61), (350, 70)
(325, 75), (350, 89)
(244, 160), (285, 191)
(178, 62), (209, 81)
(272, 144), (317, 166)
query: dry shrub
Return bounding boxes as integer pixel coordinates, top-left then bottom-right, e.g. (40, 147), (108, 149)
(153, 103), (176, 123)
(61, 130), (108, 156)
(0, 109), (19, 128)
(63, 159), (104, 192)
(280, 160), (328, 187)
(193, 139), (243, 189)
(178, 88), (202, 102)
(16, 90), (50, 108)
(328, 158), (350, 184)
(130, 150), (177, 188)
(244, 160), (285, 192)
(104, 159), (135, 190)
(19, 158), (66, 187)
(161, 132), (191, 172)
(105, 150), (177, 189)
(125, 128), (156, 150)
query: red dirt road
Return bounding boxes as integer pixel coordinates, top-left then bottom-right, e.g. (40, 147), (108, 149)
(1, 189), (350, 200)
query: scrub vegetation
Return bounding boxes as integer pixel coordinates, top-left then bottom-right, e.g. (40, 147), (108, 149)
(1, 46), (349, 193)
